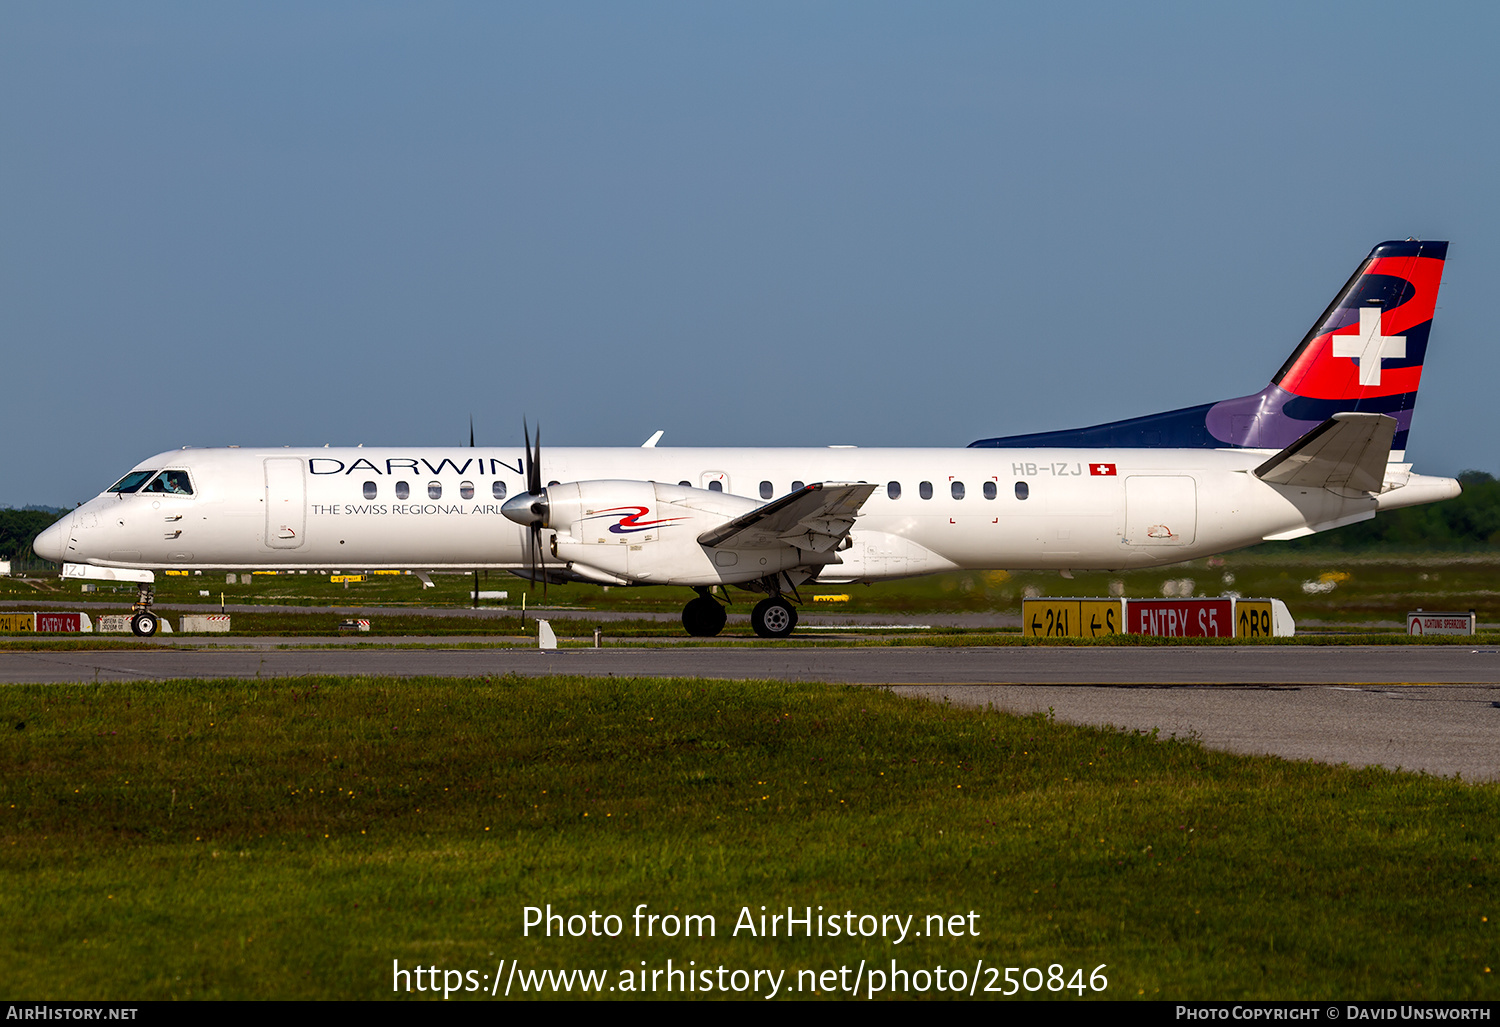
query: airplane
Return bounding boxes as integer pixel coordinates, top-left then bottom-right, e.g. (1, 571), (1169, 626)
(33, 239), (1460, 639)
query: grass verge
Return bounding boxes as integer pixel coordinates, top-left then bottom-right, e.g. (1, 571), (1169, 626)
(1, 675), (1495, 1000)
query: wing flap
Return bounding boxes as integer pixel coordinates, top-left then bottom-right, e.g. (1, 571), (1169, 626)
(697, 482), (877, 553)
(1253, 412), (1397, 493)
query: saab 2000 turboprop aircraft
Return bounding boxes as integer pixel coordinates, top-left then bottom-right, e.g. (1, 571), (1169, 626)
(34, 239), (1460, 638)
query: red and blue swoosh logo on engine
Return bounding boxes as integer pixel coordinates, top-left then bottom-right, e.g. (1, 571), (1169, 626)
(583, 506), (689, 534)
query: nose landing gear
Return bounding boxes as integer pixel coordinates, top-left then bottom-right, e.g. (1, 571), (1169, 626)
(131, 583), (159, 637)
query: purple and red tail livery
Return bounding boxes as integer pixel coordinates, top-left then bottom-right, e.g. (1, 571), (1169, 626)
(970, 240), (1447, 455)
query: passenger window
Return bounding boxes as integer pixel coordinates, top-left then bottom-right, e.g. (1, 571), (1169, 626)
(142, 470), (193, 495)
(708, 481), (723, 492)
(363, 481), (377, 500)
(1015, 481), (1029, 500)
(460, 481), (474, 500)
(428, 481), (442, 500)
(983, 481), (997, 500)
(679, 481), (692, 487)
(887, 481), (901, 500)
(919, 481), (933, 500)
(760, 480), (773, 500)
(108, 470), (158, 494)
(493, 481), (507, 500)
(396, 481), (410, 500)
(791, 480), (805, 491)
(951, 481), (965, 500)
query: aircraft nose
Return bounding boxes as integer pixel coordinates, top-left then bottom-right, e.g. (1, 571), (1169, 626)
(32, 513), (71, 564)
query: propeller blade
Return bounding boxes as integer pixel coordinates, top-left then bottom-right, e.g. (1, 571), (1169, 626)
(522, 421), (542, 496)
(535, 524), (548, 599)
(517, 420), (547, 596)
(522, 421), (531, 487)
(530, 425), (542, 496)
(471, 418), (476, 605)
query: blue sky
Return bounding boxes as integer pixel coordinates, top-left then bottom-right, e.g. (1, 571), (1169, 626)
(4, 2), (1496, 508)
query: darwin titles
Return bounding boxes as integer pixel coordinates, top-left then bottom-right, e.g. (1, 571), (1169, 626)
(308, 456), (522, 476)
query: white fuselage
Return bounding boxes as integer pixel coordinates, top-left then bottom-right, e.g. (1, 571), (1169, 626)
(44, 445), (1458, 581)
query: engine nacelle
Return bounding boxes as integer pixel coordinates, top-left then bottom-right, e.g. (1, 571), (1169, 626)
(537, 480), (836, 586)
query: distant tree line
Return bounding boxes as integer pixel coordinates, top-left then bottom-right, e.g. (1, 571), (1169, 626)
(0, 507), (67, 566)
(1264, 470), (1500, 552)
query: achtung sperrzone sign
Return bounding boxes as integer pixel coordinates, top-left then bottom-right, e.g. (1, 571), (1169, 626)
(1406, 612), (1476, 636)
(1023, 597), (1293, 639)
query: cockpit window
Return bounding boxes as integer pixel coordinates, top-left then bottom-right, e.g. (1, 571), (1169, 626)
(140, 470), (194, 495)
(108, 470), (158, 494)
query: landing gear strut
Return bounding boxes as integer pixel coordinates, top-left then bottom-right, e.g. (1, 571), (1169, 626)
(131, 583), (159, 637)
(681, 588), (728, 637)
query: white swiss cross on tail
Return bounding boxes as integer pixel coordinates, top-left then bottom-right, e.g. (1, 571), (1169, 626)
(1090, 463), (1117, 476)
(1331, 306), (1405, 386)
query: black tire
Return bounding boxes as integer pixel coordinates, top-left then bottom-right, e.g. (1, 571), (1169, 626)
(681, 596), (727, 637)
(750, 597), (797, 639)
(131, 612), (159, 637)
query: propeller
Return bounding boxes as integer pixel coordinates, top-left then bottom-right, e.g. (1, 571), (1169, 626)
(470, 415), (477, 609)
(501, 421), (550, 595)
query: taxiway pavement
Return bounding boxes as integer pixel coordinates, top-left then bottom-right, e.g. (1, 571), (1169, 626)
(3, 644), (1496, 780)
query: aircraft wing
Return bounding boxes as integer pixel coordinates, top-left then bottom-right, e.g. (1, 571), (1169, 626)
(1253, 412), (1397, 494)
(696, 482), (877, 553)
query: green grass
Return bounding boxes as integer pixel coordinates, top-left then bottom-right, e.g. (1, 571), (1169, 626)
(1, 676), (1494, 1000)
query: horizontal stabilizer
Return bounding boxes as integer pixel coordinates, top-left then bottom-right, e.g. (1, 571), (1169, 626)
(1253, 412), (1397, 493)
(697, 482), (877, 553)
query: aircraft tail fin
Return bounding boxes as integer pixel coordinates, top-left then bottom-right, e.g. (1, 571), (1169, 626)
(969, 240), (1448, 457)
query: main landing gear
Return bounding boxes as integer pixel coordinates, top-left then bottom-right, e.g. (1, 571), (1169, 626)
(678, 581), (800, 639)
(681, 588), (728, 637)
(130, 583), (159, 637)
(749, 596), (797, 638)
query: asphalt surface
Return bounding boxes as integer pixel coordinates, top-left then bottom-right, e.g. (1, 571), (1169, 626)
(0, 599), (1446, 632)
(3, 643), (1497, 780)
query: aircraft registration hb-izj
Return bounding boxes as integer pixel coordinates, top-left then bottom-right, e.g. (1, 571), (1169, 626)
(35, 240), (1460, 638)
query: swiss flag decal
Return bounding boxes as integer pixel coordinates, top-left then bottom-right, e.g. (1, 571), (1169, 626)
(1090, 463), (1117, 476)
